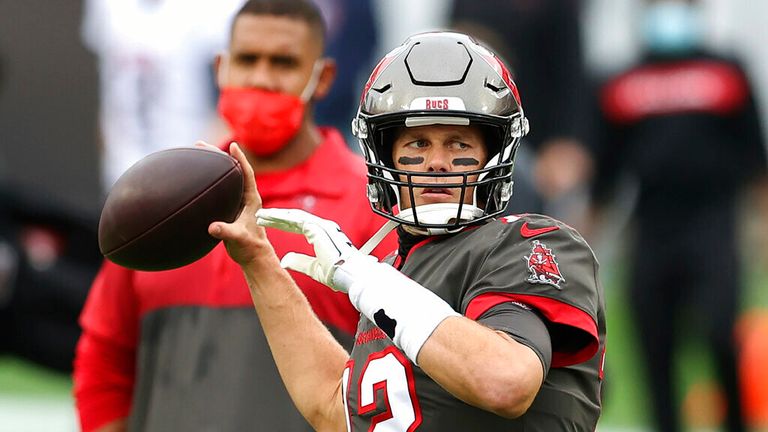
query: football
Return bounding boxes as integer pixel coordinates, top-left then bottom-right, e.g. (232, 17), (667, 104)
(98, 147), (244, 271)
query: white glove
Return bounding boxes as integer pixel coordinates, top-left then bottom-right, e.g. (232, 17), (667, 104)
(255, 208), (373, 292)
(257, 208), (459, 364)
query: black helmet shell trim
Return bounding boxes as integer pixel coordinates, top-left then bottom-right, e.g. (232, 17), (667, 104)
(352, 31), (529, 231)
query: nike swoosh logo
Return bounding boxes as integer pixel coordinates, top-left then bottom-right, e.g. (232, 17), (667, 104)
(520, 222), (559, 238)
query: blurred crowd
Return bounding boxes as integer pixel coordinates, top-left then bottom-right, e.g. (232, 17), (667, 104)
(1, 0), (767, 430)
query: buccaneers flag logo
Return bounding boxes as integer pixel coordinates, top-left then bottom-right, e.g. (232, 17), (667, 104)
(525, 240), (565, 289)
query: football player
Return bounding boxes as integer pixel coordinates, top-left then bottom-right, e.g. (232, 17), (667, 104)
(211, 32), (606, 430)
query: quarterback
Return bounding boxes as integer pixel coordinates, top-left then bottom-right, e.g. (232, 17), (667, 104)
(211, 32), (605, 430)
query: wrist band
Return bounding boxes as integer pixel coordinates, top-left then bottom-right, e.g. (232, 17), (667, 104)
(333, 256), (459, 364)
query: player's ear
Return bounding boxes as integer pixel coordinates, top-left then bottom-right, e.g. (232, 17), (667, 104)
(214, 52), (228, 89)
(312, 57), (337, 101)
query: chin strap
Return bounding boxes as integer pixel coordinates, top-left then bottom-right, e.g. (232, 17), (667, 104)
(397, 203), (484, 236)
(404, 225), (461, 236)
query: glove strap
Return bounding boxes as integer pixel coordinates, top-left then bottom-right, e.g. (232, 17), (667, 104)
(333, 256), (459, 364)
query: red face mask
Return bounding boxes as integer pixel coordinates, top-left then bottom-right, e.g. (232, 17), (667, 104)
(217, 88), (306, 156)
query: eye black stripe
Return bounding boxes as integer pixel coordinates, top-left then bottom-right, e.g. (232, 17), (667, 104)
(452, 158), (480, 166)
(397, 156), (424, 165)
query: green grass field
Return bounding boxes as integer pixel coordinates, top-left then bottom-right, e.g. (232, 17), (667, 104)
(0, 356), (77, 432)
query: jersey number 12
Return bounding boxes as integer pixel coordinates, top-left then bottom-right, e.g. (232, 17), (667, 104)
(342, 347), (422, 431)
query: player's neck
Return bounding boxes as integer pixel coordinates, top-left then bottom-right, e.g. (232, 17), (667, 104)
(246, 122), (322, 175)
(396, 225), (427, 259)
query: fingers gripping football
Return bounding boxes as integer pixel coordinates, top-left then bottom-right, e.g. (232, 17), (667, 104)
(256, 208), (361, 292)
(208, 143), (271, 267)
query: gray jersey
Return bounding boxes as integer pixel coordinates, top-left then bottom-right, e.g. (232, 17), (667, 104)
(344, 214), (606, 431)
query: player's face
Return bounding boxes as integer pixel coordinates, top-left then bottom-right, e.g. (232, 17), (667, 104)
(392, 124), (488, 209)
(219, 14), (322, 96)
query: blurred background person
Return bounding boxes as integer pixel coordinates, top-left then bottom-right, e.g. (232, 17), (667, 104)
(587, 0), (767, 431)
(73, 1), (395, 432)
(81, 0), (245, 192)
(3, 1), (378, 429)
(83, 0), (378, 193)
(3, 0), (381, 375)
(448, 0), (593, 221)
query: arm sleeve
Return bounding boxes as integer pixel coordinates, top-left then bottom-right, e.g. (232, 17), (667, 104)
(477, 302), (553, 375)
(73, 261), (139, 432)
(74, 333), (135, 432)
